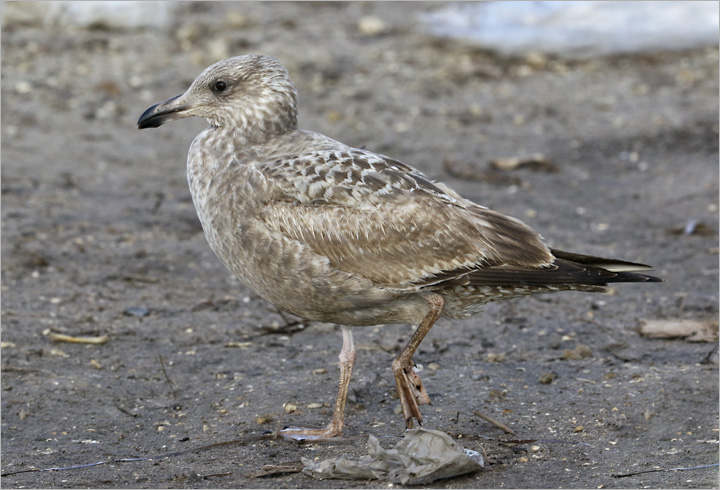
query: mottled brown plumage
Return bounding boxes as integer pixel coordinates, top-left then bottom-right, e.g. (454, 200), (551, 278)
(138, 54), (661, 440)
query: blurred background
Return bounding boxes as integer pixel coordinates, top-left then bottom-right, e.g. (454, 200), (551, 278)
(2, 2), (718, 488)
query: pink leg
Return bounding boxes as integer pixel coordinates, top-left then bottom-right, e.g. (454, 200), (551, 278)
(391, 293), (444, 429)
(279, 325), (356, 441)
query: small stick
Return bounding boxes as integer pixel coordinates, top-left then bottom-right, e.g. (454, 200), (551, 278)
(473, 410), (516, 435)
(49, 333), (108, 345)
(157, 354), (179, 399)
(612, 463), (719, 478)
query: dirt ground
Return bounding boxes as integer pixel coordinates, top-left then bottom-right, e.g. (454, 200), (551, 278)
(2, 2), (718, 489)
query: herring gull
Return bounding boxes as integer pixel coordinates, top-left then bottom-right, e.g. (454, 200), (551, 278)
(138, 54), (662, 440)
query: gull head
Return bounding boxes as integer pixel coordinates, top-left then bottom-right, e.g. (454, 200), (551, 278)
(138, 54), (298, 139)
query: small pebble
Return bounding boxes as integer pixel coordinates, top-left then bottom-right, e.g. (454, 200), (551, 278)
(15, 81), (32, 94)
(50, 348), (69, 358)
(562, 344), (593, 360)
(176, 23), (203, 43)
(485, 352), (506, 362)
(358, 16), (388, 36)
(123, 306), (150, 317)
(487, 389), (507, 400)
(225, 11), (253, 28)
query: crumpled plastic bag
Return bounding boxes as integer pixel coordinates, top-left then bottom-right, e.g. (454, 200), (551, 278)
(302, 428), (484, 485)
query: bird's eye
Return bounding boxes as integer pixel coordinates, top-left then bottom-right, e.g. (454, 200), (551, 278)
(212, 80), (227, 93)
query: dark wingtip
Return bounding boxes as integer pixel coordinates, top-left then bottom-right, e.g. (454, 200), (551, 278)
(550, 248), (664, 283)
(611, 271), (664, 283)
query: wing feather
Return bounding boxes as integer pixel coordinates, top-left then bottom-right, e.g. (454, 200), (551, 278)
(259, 148), (553, 288)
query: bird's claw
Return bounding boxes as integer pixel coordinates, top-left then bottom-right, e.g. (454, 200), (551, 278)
(396, 365), (433, 429)
(407, 367), (432, 406)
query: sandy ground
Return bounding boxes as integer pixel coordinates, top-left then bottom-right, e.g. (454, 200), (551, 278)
(2, 2), (718, 488)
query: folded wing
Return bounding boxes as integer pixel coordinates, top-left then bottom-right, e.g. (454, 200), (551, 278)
(260, 148), (555, 289)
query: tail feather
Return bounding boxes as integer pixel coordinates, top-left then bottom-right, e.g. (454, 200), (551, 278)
(550, 249), (656, 273)
(452, 249), (664, 288)
(420, 248), (663, 289)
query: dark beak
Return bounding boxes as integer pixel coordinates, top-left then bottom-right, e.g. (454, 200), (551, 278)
(137, 94), (191, 129)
